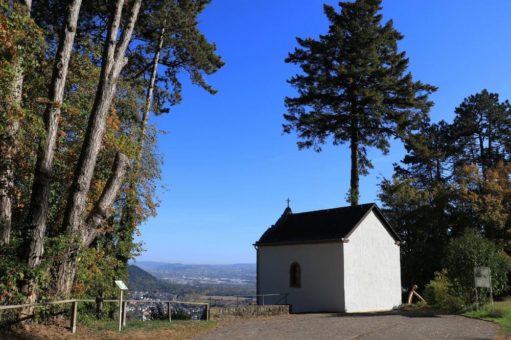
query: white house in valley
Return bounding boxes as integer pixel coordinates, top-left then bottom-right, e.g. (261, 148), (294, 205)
(255, 203), (401, 313)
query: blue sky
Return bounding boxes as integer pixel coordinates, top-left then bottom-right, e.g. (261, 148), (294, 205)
(134, 0), (511, 264)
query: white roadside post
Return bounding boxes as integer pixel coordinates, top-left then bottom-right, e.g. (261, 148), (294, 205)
(115, 280), (128, 331)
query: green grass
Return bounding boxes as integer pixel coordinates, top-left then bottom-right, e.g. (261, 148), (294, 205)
(464, 299), (511, 333)
(91, 319), (213, 331)
(79, 319), (217, 339)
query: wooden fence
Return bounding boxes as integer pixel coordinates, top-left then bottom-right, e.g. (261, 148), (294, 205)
(0, 299), (209, 334)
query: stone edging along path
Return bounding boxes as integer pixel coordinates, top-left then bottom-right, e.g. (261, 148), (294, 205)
(210, 305), (290, 319)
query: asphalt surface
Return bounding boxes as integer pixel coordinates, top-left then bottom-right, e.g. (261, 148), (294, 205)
(196, 312), (498, 340)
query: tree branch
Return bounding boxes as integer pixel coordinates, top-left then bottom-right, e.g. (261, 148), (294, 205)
(82, 152), (129, 248)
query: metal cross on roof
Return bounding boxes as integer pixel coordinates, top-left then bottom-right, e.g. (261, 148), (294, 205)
(286, 198), (291, 208)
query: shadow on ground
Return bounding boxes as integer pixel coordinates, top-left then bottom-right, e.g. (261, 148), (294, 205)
(290, 308), (441, 318)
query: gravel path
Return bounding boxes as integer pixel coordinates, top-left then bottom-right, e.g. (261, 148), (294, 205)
(196, 312), (498, 340)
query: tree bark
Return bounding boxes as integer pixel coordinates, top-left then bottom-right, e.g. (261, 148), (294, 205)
(0, 0), (32, 245)
(26, 0), (82, 274)
(124, 26), (165, 220)
(118, 26), (164, 252)
(55, 0), (142, 298)
(83, 152), (129, 247)
(56, 152), (129, 296)
(436, 159), (441, 182)
(141, 27), (165, 137)
(19, 0), (83, 313)
(478, 133), (485, 175)
(23, 0), (32, 10)
(349, 131), (359, 206)
(348, 98), (360, 206)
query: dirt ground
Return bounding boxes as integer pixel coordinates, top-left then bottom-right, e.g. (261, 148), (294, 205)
(0, 312), (503, 339)
(196, 311), (499, 340)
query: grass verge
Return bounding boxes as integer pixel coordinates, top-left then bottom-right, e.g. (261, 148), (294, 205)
(464, 299), (511, 334)
(80, 319), (217, 339)
(0, 319), (218, 339)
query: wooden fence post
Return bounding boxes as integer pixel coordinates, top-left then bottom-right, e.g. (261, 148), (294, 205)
(95, 296), (103, 319)
(168, 302), (171, 323)
(70, 300), (78, 334)
(206, 303), (210, 321)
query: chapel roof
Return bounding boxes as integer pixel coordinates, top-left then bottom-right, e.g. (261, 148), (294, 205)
(255, 203), (399, 246)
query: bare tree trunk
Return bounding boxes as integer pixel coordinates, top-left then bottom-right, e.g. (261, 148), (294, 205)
(348, 102), (359, 206)
(349, 132), (359, 206)
(55, 0), (142, 298)
(0, 182), (12, 245)
(141, 27), (165, 137)
(122, 27), (165, 227)
(121, 26), (165, 248)
(26, 0), (82, 276)
(83, 152), (129, 247)
(56, 152), (129, 296)
(0, 0), (32, 245)
(20, 0), (83, 312)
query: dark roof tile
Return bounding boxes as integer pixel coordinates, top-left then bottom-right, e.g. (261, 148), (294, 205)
(256, 203), (399, 245)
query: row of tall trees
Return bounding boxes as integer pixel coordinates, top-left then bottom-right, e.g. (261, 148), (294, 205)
(284, 0), (511, 292)
(0, 0), (223, 308)
(380, 90), (511, 289)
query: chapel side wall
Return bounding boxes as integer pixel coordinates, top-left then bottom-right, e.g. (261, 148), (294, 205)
(258, 243), (344, 313)
(343, 210), (401, 312)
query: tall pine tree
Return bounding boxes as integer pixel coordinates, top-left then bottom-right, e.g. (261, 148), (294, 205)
(284, 0), (436, 205)
(451, 90), (511, 174)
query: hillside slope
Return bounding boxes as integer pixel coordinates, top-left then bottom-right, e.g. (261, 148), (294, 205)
(127, 265), (169, 291)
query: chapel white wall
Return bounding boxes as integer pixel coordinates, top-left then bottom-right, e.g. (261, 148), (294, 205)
(258, 243), (344, 313)
(342, 210), (401, 312)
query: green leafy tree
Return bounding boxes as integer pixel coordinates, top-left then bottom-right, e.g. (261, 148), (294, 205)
(451, 90), (511, 174)
(379, 177), (451, 289)
(398, 121), (454, 185)
(0, 0), (223, 308)
(451, 162), (511, 249)
(0, 0), (44, 245)
(380, 120), (456, 290)
(284, 0), (436, 205)
(380, 90), (511, 290)
(444, 230), (511, 304)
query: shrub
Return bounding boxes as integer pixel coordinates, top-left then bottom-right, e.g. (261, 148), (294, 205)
(444, 230), (511, 305)
(424, 270), (465, 313)
(149, 303), (168, 320)
(438, 294), (466, 313)
(424, 270), (449, 306)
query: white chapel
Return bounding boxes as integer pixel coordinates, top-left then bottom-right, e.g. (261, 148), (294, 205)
(255, 203), (401, 313)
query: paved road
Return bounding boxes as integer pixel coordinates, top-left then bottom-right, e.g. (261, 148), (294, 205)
(196, 312), (497, 340)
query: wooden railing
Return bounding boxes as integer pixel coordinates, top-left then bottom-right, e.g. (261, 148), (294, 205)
(0, 299), (210, 334)
(0, 299), (79, 333)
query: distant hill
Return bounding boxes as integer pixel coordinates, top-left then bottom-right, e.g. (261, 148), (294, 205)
(133, 261), (255, 272)
(131, 261), (256, 286)
(129, 262), (256, 296)
(127, 265), (170, 292)
(128, 265), (200, 293)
